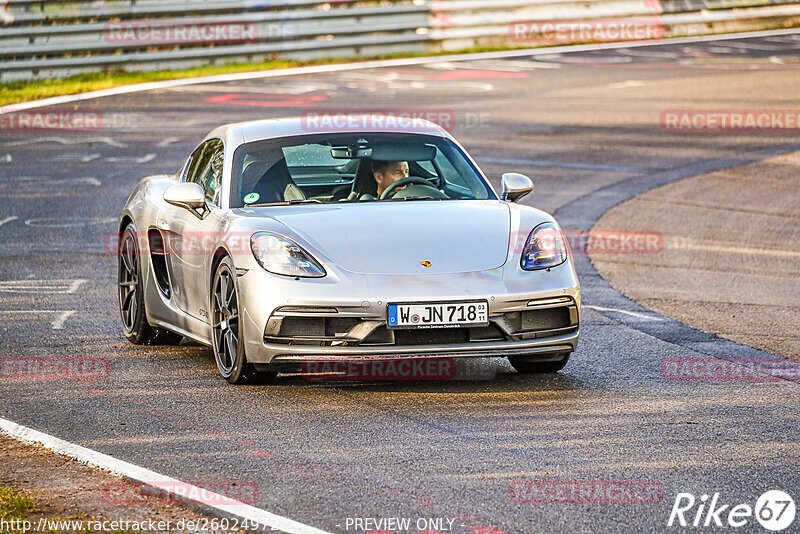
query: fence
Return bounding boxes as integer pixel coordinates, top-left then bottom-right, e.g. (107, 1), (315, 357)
(1, 0), (799, 81)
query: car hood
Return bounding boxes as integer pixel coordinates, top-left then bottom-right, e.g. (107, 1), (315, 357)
(256, 201), (512, 275)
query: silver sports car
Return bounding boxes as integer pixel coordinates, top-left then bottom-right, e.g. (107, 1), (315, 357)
(118, 117), (580, 384)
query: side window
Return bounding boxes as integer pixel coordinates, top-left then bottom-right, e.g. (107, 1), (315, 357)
(185, 139), (224, 206)
(434, 150), (467, 188)
(184, 143), (209, 184)
(204, 148), (224, 206)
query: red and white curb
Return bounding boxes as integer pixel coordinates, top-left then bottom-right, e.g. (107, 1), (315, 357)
(0, 416), (332, 534)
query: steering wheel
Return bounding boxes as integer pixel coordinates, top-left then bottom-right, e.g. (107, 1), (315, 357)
(380, 176), (435, 199)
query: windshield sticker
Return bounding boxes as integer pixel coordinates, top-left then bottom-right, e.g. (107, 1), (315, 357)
(243, 192), (260, 204)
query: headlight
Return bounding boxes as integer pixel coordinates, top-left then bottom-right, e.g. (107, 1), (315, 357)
(250, 232), (326, 278)
(521, 222), (568, 271)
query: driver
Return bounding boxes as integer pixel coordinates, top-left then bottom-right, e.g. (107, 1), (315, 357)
(372, 160), (409, 197)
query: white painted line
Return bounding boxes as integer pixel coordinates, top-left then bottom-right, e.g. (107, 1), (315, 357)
(1, 28), (798, 114)
(24, 216), (114, 227)
(4, 137), (126, 148)
(106, 153), (155, 164)
(0, 279), (86, 294)
(49, 153), (101, 163)
(157, 137), (180, 147)
(70, 177), (102, 187)
(0, 310), (78, 330)
(0, 177), (101, 190)
(0, 216), (17, 227)
(427, 59), (561, 71)
(0, 417), (332, 534)
(584, 304), (664, 321)
(14, 176), (103, 189)
(51, 311), (75, 330)
(675, 242), (800, 258)
(68, 280), (85, 294)
(608, 80), (645, 89)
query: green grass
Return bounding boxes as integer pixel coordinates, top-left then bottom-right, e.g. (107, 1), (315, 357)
(0, 486), (132, 534)
(0, 487), (33, 522)
(0, 46), (528, 107)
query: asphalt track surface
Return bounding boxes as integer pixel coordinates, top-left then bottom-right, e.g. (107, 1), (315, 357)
(1, 32), (800, 533)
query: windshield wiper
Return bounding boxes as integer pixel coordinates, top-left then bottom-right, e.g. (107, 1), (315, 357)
(246, 199), (323, 207)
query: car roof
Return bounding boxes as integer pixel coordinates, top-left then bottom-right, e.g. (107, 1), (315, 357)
(204, 116), (452, 146)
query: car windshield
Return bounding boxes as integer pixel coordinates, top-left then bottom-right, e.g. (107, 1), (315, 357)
(229, 133), (496, 208)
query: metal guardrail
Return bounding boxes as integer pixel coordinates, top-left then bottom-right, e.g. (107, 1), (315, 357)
(428, 0), (800, 50)
(1, 0), (799, 81)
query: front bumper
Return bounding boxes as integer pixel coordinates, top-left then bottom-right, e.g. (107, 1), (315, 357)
(237, 262), (580, 364)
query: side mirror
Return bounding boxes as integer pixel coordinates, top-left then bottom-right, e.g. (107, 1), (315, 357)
(501, 173), (533, 202)
(164, 182), (207, 216)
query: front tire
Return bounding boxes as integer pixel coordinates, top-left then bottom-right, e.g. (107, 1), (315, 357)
(211, 256), (276, 385)
(118, 222), (182, 345)
(508, 353), (571, 374)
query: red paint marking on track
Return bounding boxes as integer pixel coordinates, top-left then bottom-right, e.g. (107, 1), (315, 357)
(432, 70), (527, 80)
(205, 92), (328, 107)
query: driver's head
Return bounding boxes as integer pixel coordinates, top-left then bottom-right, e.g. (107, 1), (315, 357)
(372, 161), (409, 196)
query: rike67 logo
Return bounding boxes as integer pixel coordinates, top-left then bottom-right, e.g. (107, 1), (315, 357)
(668, 490), (795, 531)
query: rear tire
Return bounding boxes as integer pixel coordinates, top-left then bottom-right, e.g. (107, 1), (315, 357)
(118, 222), (183, 345)
(211, 256), (277, 385)
(508, 353), (571, 374)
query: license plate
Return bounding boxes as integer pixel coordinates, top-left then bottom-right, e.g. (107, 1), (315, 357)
(387, 300), (489, 329)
